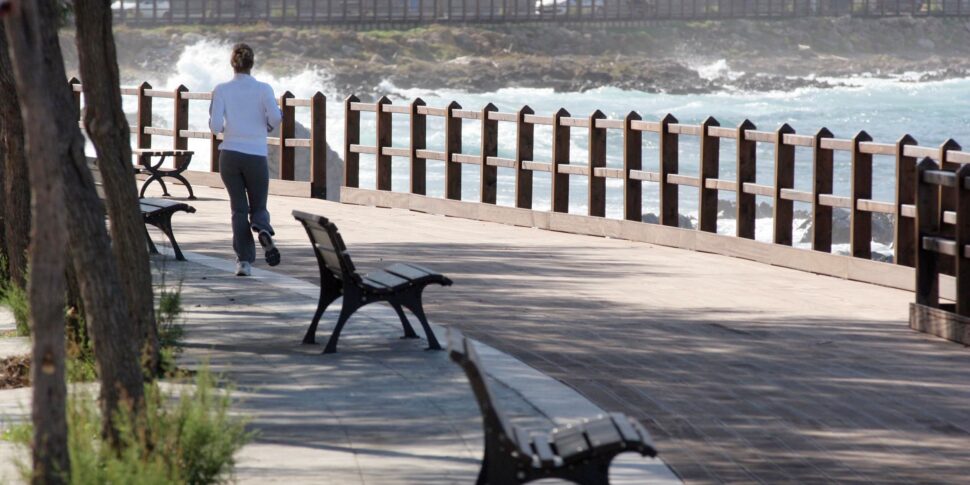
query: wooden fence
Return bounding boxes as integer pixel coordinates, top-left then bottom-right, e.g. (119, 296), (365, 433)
(69, 78), (329, 198)
(68, 79), (968, 311)
(111, 0), (970, 26)
(909, 160), (969, 343)
(341, 95), (970, 293)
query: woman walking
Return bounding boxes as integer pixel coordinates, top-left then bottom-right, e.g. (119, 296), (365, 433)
(209, 43), (282, 276)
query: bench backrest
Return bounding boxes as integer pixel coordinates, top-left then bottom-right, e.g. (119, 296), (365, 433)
(447, 329), (527, 456)
(293, 210), (358, 283)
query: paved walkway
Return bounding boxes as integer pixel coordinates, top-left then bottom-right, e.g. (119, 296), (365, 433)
(157, 184), (970, 483)
(0, 251), (675, 484)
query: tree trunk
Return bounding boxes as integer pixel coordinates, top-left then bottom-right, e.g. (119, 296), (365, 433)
(5, 0), (146, 444)
(2, 3), (70, 482)
(73, 0), (158, 374)
(0, 25), (30, 289)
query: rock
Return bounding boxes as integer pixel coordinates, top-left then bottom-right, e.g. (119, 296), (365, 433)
(797, 209), (895, 245)
(640, 213), (695, 230)
(267, 121), (344, 201)
(182, 33), (204, 45)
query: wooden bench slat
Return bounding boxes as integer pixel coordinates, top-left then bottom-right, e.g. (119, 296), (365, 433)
(583, 416), (624, 451)
(363, 271), (410, 290)
(552, 424), (590, 461)
(609, 413), (641, 443)
(530, 432), (558, 467)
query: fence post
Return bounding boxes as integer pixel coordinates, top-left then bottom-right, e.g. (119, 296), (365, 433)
(136, 81), (152, 150)
(173, 84), (188, 151)
(69, 77), (82, 121)
(515, 106), (534, 209)
(957, 164), (970, 316)
(279, 91), (296, 180)
(939, 139), (962, 275)
(698, 116), (720, 233)
(375, 96), (392, 191)
(344, 95), (360, 188)
(812, 127), (834, 252)
(588, 110), (607, 218)
(850, 130), (873, 259)
(659, 113), (679, 226)
(774, 123), (796, 245)
(481, 103), (498, 204)
(310, 92), (327, 199)
(624, 111), (643, 222)
(915, 158), (940, 307)
(551, 108), (571, 213)
(894, 134), (918, 266)
(444, 101), (463, 200)
(736, 119), (756, 239)
(410, 98), (427, 195)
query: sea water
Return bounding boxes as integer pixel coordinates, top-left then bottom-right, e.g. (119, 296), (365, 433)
(118, 40), (970, 253)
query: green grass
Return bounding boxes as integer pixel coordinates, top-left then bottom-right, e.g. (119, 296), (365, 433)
(4, 368), (252, 484)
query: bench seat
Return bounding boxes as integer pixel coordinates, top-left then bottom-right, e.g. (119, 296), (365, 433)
(448, 329), (657, 484)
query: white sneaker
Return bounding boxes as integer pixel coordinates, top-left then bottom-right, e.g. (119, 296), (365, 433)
(235, 261), (252, 277)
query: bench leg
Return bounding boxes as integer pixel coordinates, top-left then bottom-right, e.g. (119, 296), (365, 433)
(169, 172), (197, 200)
(140, 174), (171, 198)
(303, 286), (340, 345)
(323, 302), (357, 354)
(144, 224), (159, 255)
(390, 301), (419, 339)
(150, 217), (185, 261)
(401, 291), (442, 351)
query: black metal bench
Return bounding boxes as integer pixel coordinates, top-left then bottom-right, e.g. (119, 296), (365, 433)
(293, 210), (452, 354)
(133, 148), (196, 200)
(140, 198), (196, 261)
(448, 329), (658, 485)
(90, 158), (196, 261)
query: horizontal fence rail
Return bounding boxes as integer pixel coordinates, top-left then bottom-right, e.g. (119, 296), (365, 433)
(110, 0), (970, 26)
(70, 78), (329, 198)
(342, 94), (970, 276)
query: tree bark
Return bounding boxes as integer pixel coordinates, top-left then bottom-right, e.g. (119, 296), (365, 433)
(0, 25), (30, 289)
(73, 0), (158, 374)
(5, 0), (145, 444)
(2, 3), (69, 482)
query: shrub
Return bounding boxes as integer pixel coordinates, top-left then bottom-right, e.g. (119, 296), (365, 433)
(4, 368), (252, 484)
(0, 283), (30, 337)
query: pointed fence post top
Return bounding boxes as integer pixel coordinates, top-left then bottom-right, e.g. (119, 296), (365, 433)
(138, 81), (152, 90)
(445, 100), (462, 111)
(482, 102), (498, 112)
(737, 119), (756, 131)
(816, 127), (834, 139)
(917, 157), (939, 170)
(175, 84), (188, 93)
(518, 105), (534, 116)
(411, 97), (426, 107)
(624, 110), (641, 122)
(940, 138), (962, 152)
(701, 116), (719, 127)
(589, 109), (606, 119)
(345, 94), (359, 103)
(853, 130), (872, 142)
(311, 92), (325, 101)
(777, 123), (795, 134)
(376, 95), (391, 104)
(897, 133), (917, 146)
(660, 113), (678, 124)
(554, 107), (570, 118)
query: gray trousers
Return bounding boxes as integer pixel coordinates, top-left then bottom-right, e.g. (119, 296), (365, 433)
(219, 150), (274, 263)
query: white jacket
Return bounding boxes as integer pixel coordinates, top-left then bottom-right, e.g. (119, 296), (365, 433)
(209, 73), (283, 157)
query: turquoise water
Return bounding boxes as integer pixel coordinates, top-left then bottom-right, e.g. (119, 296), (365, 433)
(129, 41), (970, 248)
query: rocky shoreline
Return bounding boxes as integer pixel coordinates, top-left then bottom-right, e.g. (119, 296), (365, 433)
(59, 17), (970, 96)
